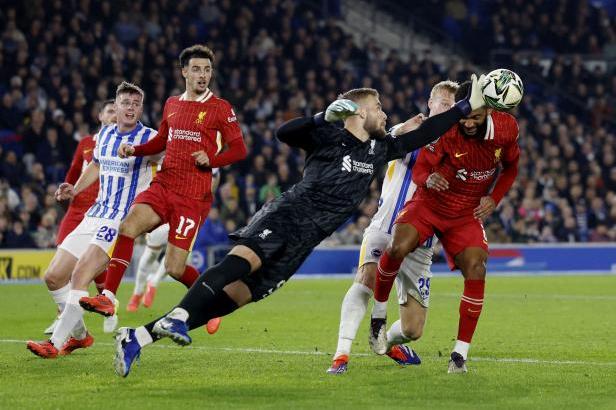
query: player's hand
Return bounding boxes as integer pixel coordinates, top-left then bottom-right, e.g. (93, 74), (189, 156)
(55, 183), (75, 201)
(456, 73), (487, 115)
(391, 114), (425, 136)
(426, 172), (449, 191)
(474, 196), (496, 220)
(192, 150), (210, 167)
(325, 99), (359, 122)
(118, 143), (135, 158)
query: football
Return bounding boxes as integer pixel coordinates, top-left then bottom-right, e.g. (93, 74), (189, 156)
(481, 68), (524, 110)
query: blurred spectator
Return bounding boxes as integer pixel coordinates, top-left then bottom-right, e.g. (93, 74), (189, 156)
(5, 221), (36, 248)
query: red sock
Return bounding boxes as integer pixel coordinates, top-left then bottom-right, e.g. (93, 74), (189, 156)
(373, 251), (403, 302)
(104, 234), (135, 295)
(177, 265), (200, 288)
(457, 279), (485, 343)
(94, 271), (106, 294)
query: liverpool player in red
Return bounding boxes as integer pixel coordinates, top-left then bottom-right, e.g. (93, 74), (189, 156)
(370, 80), (520, 373)
(43, 100), (117, 336)
(79, 45), (246, 318)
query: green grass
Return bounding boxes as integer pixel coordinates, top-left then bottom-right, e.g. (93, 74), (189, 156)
(1, 275), (615, 409)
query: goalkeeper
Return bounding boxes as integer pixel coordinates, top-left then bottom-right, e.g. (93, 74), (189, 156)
(114, 77), (486, 378)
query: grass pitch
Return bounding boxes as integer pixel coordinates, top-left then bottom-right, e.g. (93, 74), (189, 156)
(1, 275), (615, 409)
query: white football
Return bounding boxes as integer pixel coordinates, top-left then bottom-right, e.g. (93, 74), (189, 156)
(481, 68), (524, 110)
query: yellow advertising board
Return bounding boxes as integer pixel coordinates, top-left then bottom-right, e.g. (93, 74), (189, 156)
(0, 249), (55, 280)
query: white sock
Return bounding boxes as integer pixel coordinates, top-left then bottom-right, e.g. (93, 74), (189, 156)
(135, 326), (154, 347)
(50, 289), (88, 349)
(335, 282), (373, 358)
(148, 256), (168, 288)
(102, 289), (116, 303)
(386, 319), (411, 350)
(49, 283), (71, 313)
(453, 340), (470, 360)
(372, 300), (388, 319)
(135, 247), (162, 295)
(168, 307), (189, 322)
(70, 317), (88, 340)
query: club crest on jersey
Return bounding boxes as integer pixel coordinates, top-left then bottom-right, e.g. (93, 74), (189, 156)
(195, 111), (207, 125)
(494, 148), (502, 163)
(259, 229), (272, 239)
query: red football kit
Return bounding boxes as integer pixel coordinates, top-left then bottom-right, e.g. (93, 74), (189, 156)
(396, 111), (520, 269)
(56, 135), (99, 245)
(132, 89), (246, 250)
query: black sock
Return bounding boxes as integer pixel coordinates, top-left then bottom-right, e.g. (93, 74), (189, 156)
(142, 255), (251, 342)
(177, 254), (251, 315)
(143, 291), (240, 340)
(186, 290), (239, 330)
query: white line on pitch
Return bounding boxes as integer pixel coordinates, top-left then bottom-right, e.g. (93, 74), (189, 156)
(4, 339), (615, 367)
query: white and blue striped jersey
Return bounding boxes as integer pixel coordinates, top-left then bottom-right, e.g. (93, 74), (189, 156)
(368, 149), (436, 248)
(86, 122), (162, 221)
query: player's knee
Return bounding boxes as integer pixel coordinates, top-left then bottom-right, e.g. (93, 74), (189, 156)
(44, 268), (67, 290)
(388, 241), (411, 260)
(118, 219), (139, 238)
(463, 257), (487, 279)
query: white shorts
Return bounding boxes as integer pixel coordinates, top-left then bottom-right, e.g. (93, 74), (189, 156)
(358, 228), (434, 308)
(146, 224), (170, 248)
(58, 216), (121, 258)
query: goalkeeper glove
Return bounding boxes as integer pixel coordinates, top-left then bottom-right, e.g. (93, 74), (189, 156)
(455, 73), (487, 115)
(325, 99), (359, 122)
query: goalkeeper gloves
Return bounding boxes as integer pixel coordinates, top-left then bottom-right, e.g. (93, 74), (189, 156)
(455, 73), (487, 115)
(325, 99), (359, 122)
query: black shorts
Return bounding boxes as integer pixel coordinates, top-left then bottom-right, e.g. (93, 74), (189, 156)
(229, 201), (327, 301)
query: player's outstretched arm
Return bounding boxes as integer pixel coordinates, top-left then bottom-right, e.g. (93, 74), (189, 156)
(389, 74), (486, 158)
(131, 132), (167, 157)
(275, 112), (327, 151)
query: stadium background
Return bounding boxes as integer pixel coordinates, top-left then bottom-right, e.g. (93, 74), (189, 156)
(0, 0), (614, 278)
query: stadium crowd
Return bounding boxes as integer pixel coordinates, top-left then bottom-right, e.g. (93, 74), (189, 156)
(0, 0), (614, 249)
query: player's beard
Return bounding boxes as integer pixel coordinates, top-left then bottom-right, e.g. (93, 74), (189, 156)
(366, 118), (387, 140)
(460, 120), (487, 139)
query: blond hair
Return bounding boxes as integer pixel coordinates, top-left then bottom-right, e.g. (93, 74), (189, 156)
(430, 80), (459, 99)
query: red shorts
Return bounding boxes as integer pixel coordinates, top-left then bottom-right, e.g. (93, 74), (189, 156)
(395, 199), (488, 270)
(133, 182), (211, 251)
(56, 206), (88, 245)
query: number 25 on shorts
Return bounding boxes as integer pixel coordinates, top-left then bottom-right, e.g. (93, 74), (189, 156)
(175, 216), (196, 239)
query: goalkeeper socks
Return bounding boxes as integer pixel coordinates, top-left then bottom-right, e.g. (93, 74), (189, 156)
(335, 282), (372, 357)
(177, 255), (250, 315)
(104, 234), (135, 294)
(456, 279), (485, 347)
(141, 291), (240, 343)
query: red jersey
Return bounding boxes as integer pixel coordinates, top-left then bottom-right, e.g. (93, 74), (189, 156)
(65, 135), (99, 211)
(134, 90), (245, 201)
(412, 111), (520, 218)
